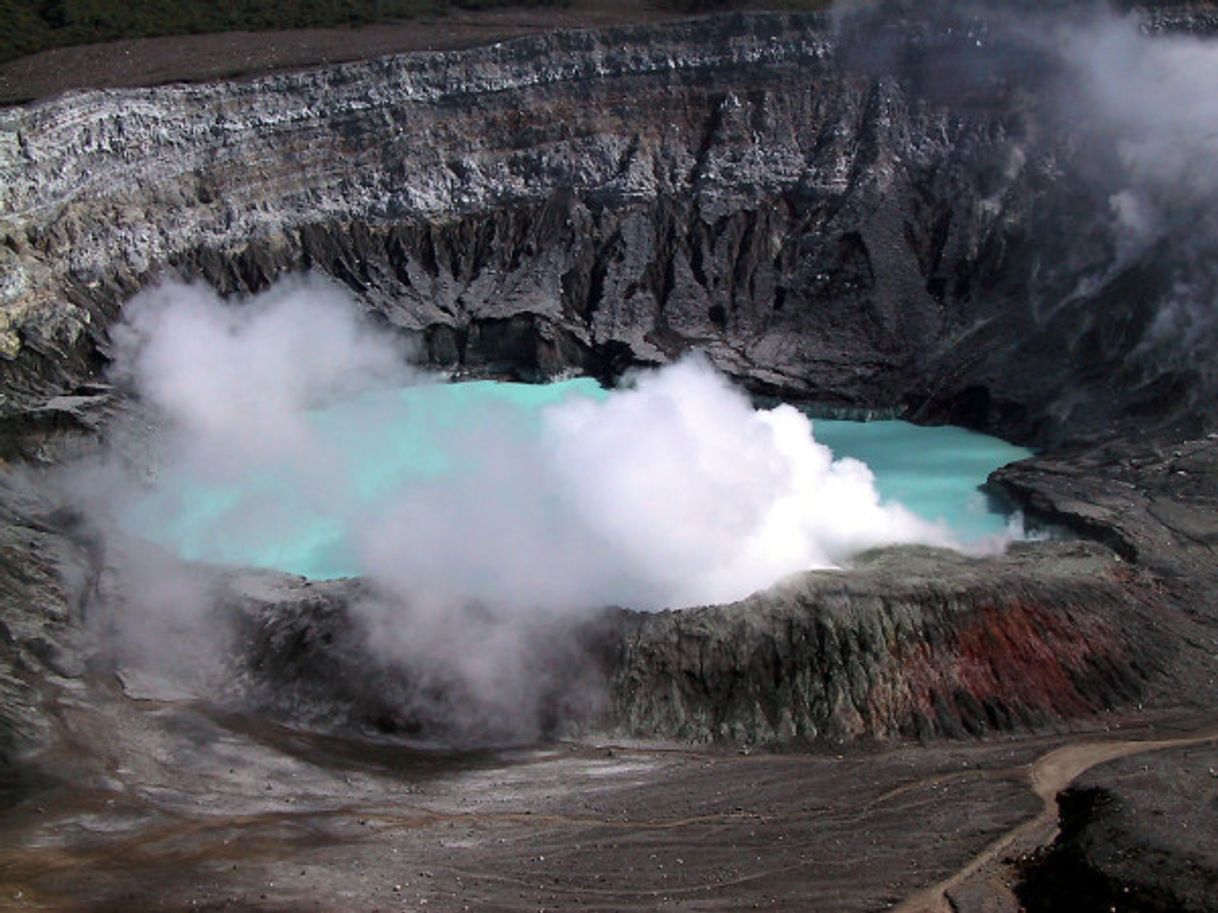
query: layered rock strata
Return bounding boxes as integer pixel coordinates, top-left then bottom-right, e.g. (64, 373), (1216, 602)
(606, 543), (1177, 744)
(3, 7), (1218, 445)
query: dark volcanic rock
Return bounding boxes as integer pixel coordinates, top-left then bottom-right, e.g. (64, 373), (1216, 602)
(0, 4), (1213, 759)
(0, 0), (1214, 848)
(1018, 743), (1218, 913)
(215, 539), (1190, 747)
(220, 573), (614, 744)
(176, 540), (1190, 749)
(992, 435), (1218, 611)
(0, 468), (96, 805)
(1, 7), (1218, 911)
(114, 540), (1188, 754)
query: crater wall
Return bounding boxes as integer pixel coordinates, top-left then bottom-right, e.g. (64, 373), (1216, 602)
(4, 9), (1217, 445)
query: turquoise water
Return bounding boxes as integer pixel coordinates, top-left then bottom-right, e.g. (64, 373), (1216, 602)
(125, 379), (1031, 579)
(126, 379), (608, 579)
(809, 418), (1032, 546)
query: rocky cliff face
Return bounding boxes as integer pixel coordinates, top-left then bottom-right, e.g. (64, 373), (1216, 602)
(4, 7), (1218, 446)
(177, 540), (1180, 747)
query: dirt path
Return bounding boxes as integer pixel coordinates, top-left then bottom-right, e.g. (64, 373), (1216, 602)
(893, 722), (1218, 913)
(9, 691), (1213, 913)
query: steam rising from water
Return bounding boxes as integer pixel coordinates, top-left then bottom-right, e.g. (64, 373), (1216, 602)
(365, 353), (958, 616)
(79, 0), (1218, 737)
(69, 277), (985, 738)
(112, 278), (957, 618)
(1062, 12), (1218, 382)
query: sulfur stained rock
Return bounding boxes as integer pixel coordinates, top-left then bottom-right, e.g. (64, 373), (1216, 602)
(219, 539), (1184, 748)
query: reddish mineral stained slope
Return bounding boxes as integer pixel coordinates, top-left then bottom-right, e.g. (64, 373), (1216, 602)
(604, 543), (1179, 745)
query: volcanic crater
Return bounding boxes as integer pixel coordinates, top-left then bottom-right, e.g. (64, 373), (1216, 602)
(2, 3), (1218, 912)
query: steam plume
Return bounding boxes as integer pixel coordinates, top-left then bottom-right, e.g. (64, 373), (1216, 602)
(108, 278), (954, 617)
(76, 0), (1218, 737)
(72, 277), (965, 738)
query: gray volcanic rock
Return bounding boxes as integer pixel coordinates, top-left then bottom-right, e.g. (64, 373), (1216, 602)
(0, 469), (95, 806)
(1140, 3), (1218, 34)
(2, 8), (1218, 446)
(1018, 743), (1218, 913)
(221, 572), (614, 744)
(1, 10), (1218, 909)
(219, 540), (1187, 747)
(992, 435), (1218, 612)
(0, 3), (1213, 764)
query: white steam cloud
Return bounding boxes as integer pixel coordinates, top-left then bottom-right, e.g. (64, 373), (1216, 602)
(106, 277), (954, 621)
(364, 354), (954, 617)
(66, 3), (1218, 738)
(110, 277), (411, 467)
(72, 276), (968, 739)
(1054, 8), (1218, 388)
(1066, 17), (1218, 198)
(836, 1), (1218, 418)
